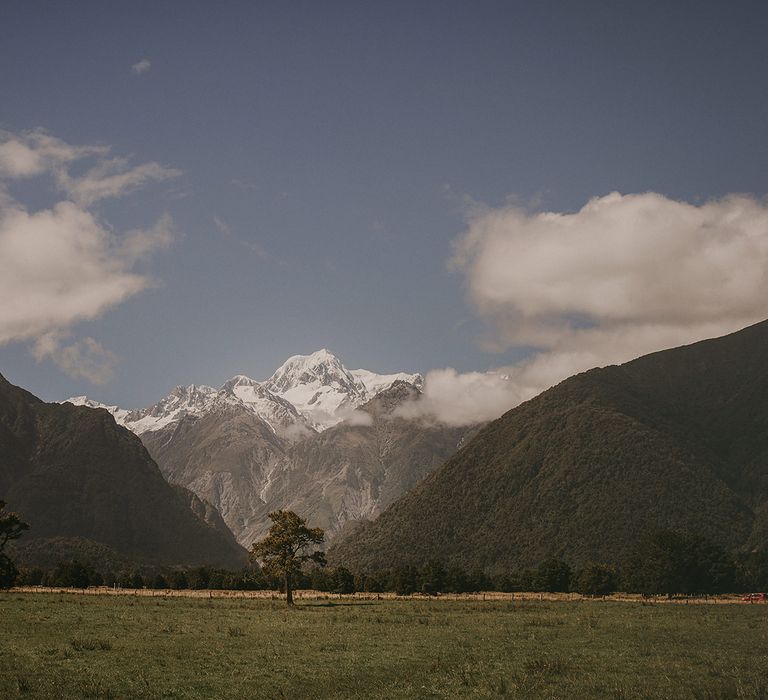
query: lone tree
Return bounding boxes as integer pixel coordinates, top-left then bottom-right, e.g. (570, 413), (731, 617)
(251, 510), (325, 606)
(0, 500), (29, 589)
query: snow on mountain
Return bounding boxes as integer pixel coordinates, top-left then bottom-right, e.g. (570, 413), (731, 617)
(263, 349), (425, 430)
(220, 375), (314, 438)
(350, 368), (424, 397)
(65, 396), (132, 425)
(263, 349), (367, 430)
(65, 349), (423, 435)
(122, 384), (230, 434)
(66, 385), (229, 434)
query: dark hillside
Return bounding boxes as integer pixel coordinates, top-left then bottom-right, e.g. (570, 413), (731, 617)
(0, 374), (247, 569)
(330, 321), (768, 573)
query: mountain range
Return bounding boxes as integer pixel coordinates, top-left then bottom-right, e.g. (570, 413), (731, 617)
(66, 351), (470, 548)
(329, 320), (768, 574)
(68, 349), (423, 435)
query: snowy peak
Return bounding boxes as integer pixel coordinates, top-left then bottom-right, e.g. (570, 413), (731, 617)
(63, 350), (423, 436)
(263, 349), (423, 431)
(262, 350), (364, 431)
(265, 349), (363, 397)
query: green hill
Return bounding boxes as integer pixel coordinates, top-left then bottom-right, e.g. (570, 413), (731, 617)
(330, 320), (768, 573)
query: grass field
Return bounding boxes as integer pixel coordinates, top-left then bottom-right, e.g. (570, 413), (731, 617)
(1, 593), (767, 699)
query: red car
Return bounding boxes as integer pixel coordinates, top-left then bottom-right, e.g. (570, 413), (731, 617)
(741, 592), (767, 602)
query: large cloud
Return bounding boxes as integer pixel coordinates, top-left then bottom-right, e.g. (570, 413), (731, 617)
(0, 129), (178, 381)
(0, 201), (173, 344)
(407, 192), (768, 426)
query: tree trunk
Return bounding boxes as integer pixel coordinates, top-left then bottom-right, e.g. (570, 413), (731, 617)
(285, 570), (293, 606)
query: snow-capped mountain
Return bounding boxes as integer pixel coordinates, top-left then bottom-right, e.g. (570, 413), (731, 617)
(62, 354), (475, 549)
(65, 349), (423, 436)
(264, 349), (423, 430)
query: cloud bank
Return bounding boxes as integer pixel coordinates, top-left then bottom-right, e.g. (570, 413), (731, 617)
(0, 129), (178, 382)
(407, 192), (768, 426)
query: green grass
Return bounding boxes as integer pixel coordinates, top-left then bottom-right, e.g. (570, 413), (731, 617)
(1, 594), (767, 699)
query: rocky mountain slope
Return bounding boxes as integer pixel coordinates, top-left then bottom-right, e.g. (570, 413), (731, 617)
(254, 382), (474, 545)
(329, 320), (768, 574)
(139, 381), (473, 547)
(0, 374), (247, 569)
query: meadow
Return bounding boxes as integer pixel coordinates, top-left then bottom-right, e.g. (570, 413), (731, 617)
(1, 592), (766, 699)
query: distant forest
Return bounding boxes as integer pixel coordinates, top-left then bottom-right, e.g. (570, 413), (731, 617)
(10, 530), (768, 597)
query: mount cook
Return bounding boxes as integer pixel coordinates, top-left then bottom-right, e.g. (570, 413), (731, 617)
(66, 351), (472, 548)
(69, 349), (424, 435)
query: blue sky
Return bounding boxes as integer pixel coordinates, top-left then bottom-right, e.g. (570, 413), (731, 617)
(2, 1), (768, 411)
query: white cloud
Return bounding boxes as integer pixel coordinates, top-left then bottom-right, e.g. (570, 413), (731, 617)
(57, 157), (181, 207)
(405, 192), (768, 426)
(131, 59), (151, 75)
(0, 128), (179, 382)
(0, 128), (107, 179)
(343, 409), (374, 427)
(33, 333), (117, 384)
(396, 368), (526, 426)
(0, 200), (171, 345)
(0, 129), (181, 205)
(213, 215), (230, 236)
(118, 213), (175, 262)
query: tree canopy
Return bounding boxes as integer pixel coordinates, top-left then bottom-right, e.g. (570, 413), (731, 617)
(0, 500), (29, 589)
(250, 510), (325, 605)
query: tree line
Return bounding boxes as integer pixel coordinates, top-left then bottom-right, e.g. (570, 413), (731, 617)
(12, 536), (768, 597)
(4, 506), (767, 598)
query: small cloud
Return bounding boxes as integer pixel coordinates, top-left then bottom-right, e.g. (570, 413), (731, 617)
(343, 409), (373, 427)
(280, 422), (316, 441)
(33, 332), (118, 385)
(119, 213), (175, 262)
(241, 239), (269, 258)
(0, 128), (107, 179)
(57, 157), (181, 207)
(131, 59), (151, 75)
(213, 216), (230, 236)
(0, 129), (181, 206)
(231, 178), (259, 191)
(395, 368), (525, 427)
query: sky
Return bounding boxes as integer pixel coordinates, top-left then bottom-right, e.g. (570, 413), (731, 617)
(2, 1), (768, 419)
